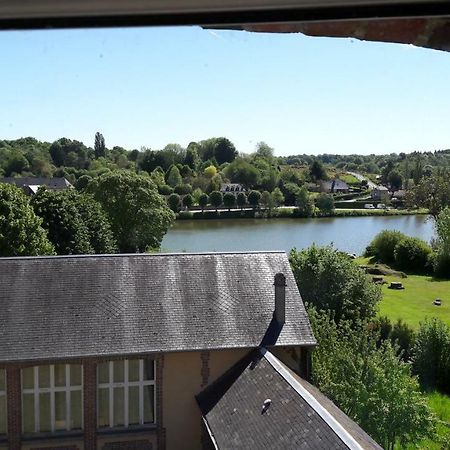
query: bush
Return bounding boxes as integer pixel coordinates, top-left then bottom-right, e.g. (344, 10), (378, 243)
(365, 230), (407, 264)
(158, 185), (174, 196)
(394, 237), (432, 272)
(413, 318), (450, 394)
(174, 184), (192, 195)
(433, 252), (450, 278)
(167, 193), (181, 212)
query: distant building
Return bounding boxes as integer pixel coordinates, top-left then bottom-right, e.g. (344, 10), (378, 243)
(220, 183), (246, 193)
(0, 177), (73, 195)
(320, 179), (349, 194)
(371, 185), (390, 201)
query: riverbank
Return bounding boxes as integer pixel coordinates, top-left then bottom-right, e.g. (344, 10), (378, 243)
(177, 207), (429, 220)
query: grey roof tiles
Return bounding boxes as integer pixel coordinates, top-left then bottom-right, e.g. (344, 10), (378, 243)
(197, 349), (382, 450)
(0, 252), (315, 363)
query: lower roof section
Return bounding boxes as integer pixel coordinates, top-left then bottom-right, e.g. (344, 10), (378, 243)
(197, 348), (382, 450)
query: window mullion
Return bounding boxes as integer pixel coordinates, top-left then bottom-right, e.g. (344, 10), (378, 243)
(50, 365), (55, 432)
(34, 367), (39, 432)
(109, 362), (114, 427)
(139, 360), (144, 425)
(66, 365), (71, 431)
(124, 360), (129, 427)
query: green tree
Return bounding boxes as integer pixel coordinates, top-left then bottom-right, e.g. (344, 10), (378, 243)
(309, 310), (435, 450)
(182, 193), (193, 209)
(225, 158), (260, 188)
(0, 183), (54, 256)
(365, 230), (407, 264)
(295, 187), (314, 217)
(213, 137), (237, 165)
(289, 246), (381, 325)
(309, 159), (326, 181)
(260, 191), (274, 210)
(433, 207), (450, 277)
(271, 187), (285, 206)
(31, 189), (94, 255)
(94, 132), (106, 159)
(203, 165), (217, 179)
(209, 191), (223, 211)
(413, 318), (450, 394)
(76, 194), (117, 254)
(198, 193), (209, 212)
(393, 236), (432, 272)
(316, 193), (334, 214)
(223, 192), (236, 211)
(408, 174), (450, 218)
(166, 165), (182, 187)
(88, 172), (175, 252)
(247, 190), (261, 210)
(387, 169), (403, 191)
(184, 146), (200, 170)
(167, 193), (181, 213)
(236, 192), (247, 209)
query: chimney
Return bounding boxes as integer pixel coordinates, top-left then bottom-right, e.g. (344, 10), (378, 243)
(274, 273), (286, 325)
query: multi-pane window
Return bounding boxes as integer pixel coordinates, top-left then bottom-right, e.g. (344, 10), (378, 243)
(0, 369), (6, 435)
(97, 359), (155, 428)
(22, 364), (83, 433)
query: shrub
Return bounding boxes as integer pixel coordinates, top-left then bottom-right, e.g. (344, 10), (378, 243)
(391, 319), (416, 361)
(158, 185), (174, 196)
(248, 190), (261, 209)
(236, 192), (247, 209)
(182, 194), (194, 209)
(174, 184), (192, 195)
(167, 193), (181, 212)
(394, 237), (432, 272)
(198, 193), (209, 211)
(209, 191), (223, 211)
(223, 192), (236, 210)
(365, 230), (407, 264)
(413, 318), (450, 394)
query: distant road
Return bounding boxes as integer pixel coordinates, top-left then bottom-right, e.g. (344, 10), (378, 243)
(346, 171), (378, 189)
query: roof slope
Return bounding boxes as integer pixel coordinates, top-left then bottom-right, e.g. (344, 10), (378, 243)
(0, 252), (315, 363)
(197, 349), (382, 450)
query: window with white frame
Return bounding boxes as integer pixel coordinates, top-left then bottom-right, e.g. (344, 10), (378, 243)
(22, 364), (83, 433)
(0, 369), (6, 435)
(97, 359), (155, 428)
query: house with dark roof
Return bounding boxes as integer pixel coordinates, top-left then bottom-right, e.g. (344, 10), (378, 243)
(0, 252), (380, 450)
(320, 179), (349, 194)
(0, 177), (73, 195)
(219, 183), (246, 193)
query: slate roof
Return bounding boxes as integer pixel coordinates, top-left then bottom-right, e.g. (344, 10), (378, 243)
(0, 252), (315, 363)
(1, 177), (73, 190)
(197, 349), (382, 450)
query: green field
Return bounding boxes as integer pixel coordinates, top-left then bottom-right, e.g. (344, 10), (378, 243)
(378, 274), (450, 329)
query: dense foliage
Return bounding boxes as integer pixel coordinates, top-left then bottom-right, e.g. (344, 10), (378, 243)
(0, 183), (54, 256)
(31, 188), (116, 255)
(309, 309), (435, 450)
(88, 172), (175, 252)
(289, 246), (381, 325)
(413, 318), (450, 395)
(393, 236), (432, 272)
(365, 230), (407, 265)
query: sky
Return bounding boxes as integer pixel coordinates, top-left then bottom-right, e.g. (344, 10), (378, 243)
(0, 25), (449, 157)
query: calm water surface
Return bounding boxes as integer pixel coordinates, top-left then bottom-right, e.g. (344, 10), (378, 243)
(162, 215), (434, 255)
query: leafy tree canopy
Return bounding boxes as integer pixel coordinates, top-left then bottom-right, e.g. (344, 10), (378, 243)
(88, 172), (175, 252)
(0, 183), (55, 257)
(289, 246), (381, 325)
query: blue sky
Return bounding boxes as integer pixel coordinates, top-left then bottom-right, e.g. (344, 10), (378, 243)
(0, 26), (449, 156)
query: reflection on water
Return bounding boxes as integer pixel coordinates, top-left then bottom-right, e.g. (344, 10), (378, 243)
(162, 215), (434, 255)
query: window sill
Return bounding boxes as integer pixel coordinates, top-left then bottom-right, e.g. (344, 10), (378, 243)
(97, 425), (157, 436)
(22, 430), (84, 442)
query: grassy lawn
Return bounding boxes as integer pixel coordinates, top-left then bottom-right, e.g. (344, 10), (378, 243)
(378, 274), (450, 329)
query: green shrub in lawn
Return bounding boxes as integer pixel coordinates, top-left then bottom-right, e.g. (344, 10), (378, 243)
(413, 318), (450, 394)
(365, 230), (408, 264)
(394, 237), (432, 272)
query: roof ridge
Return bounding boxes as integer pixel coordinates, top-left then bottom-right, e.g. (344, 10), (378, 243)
(262, 349), (364, 450)
(0, 250), (287, 261)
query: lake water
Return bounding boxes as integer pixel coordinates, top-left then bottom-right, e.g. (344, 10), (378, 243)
(162, 215), (435, 255)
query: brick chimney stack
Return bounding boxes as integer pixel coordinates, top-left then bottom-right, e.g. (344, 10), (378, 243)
(274, 273), (286, 325)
